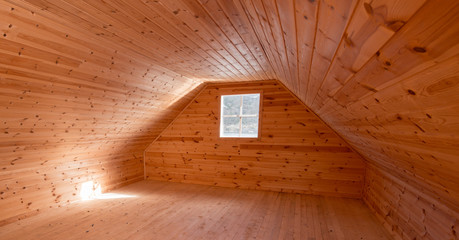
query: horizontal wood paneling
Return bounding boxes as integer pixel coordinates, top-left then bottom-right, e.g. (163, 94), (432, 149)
(145, 81), (366, 198)
(364, 165), (459, 240)
(0, 0), (203, 226)
(1, 0), (458, 237)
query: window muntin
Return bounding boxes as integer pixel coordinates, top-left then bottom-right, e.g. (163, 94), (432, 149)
(220, 93), (260, 138)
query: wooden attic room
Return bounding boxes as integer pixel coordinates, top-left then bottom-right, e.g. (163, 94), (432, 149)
(0, 0), (458, 239)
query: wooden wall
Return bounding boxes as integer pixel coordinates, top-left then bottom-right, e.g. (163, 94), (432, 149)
(1, 0), (458, 237)
(145, 80), (365, 198)
(364, 165), (459, 240)
(0, 1), (203, 225)
(236, 0), (459, 238)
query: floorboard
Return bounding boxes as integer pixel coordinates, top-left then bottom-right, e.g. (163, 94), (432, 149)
(0, 180), (392, 240)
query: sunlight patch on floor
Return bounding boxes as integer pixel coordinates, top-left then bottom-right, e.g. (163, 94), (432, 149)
(80, 181), (136, 200)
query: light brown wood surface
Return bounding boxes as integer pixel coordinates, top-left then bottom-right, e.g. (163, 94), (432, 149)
(0, 0), (203, 225)
(146, 80), (366, 198)
(0, 180), (392, 240)
(0, 0), (458, 238)
(313, 0), (459, 219)
(364, 165), (459, 240)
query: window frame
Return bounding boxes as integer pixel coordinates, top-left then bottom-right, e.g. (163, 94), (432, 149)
(219, 91), (263, 139)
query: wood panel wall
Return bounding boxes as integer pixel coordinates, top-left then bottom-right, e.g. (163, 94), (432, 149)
(1, 0), (458, 237)
(364, 165), (459, 240)
(0, 1), (203, 226)
(145, 80), (366, 198)
(236, 1), (459, 238)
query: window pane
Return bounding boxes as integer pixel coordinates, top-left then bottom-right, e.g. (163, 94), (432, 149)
(241, 117), (258, 137)
(242, 94), (260, 115)
(222, 95), (241, 115)
(222, 117), (240, 137)
(220, 93), (260, 138)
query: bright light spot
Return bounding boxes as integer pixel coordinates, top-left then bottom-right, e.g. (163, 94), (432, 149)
(95, 193), (136, 199)
(80, 181), (135, 200)
(80, 181), (96, 200)
(94, 184), (102, 196)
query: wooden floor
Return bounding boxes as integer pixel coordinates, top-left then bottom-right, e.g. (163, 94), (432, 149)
(0, 181), (391, 240)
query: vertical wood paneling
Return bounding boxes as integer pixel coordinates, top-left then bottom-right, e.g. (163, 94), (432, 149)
(294, 0), (318, 99)
(304, 0), (358, 104)
(215, 0), (274, 78)
(240, 0), (288, 83)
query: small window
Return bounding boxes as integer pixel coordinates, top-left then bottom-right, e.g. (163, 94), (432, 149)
(220, 93), (260, 138)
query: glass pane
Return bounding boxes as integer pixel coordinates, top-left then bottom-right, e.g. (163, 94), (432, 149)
(241, 117), (259, 137)
(242, 94), (260, 115)
(222, 95), (241, 115)
(221, 117), (240, 137)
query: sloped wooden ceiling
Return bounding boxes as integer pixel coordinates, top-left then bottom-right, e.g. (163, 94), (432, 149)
(1, 0), (458, 230)
(3, 0), (275, 82)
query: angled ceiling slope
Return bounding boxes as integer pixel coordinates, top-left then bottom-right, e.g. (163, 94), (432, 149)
(1, 0), (458, 221)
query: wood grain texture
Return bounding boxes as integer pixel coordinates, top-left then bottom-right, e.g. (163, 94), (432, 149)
(364, 165), (459, 240)
(232, 1), (459, 238)
(145, 80), (366, 198)
(4, 0), (275, 82)
(0, 0), (204, 226)
(0, 0), (458, 238)
(0, 180), (392, 240)
(315, 0), (459, 218)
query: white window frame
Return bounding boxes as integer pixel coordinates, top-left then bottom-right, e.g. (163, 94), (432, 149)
(220, 93), (261, 138)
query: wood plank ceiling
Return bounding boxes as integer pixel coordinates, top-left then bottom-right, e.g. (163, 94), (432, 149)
(1, 0), (458, 223)
(4, 0), (276, 82)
